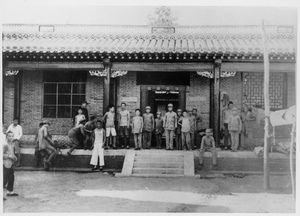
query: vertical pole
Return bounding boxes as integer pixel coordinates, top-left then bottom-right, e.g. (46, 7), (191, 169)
(262, 20), (270, 189)
(103, 59), (112, 115)
(290, 121), (295, 199)
(13, 72), (21, 120)
(213, 59), (222, 146)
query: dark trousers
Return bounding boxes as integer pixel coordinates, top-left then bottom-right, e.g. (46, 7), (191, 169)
(224, 123), (231, 147)
(3, 166), (14, 192)
(143, 131), (152, 148)
(34, 146), (41, 167)
(156, 133), (162, 148)
(175, 134), (182, 150)
(84, 133), (93, 149)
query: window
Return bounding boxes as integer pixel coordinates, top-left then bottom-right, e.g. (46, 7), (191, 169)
(243, 72), (287, 111)
(43, 71), (87, 118)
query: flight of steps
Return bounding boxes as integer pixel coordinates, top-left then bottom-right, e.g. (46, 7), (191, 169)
(116, 150), (197, 178)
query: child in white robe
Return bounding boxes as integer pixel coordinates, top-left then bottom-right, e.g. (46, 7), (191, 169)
(90, 120), (106, 171)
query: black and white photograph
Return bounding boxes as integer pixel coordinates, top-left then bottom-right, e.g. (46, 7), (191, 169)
(0, 0), (299, 213)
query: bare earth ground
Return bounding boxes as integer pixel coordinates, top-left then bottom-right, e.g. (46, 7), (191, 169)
(3, 171), (295, 213)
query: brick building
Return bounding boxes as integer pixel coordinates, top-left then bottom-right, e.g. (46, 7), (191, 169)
(2, 23), (296, 145)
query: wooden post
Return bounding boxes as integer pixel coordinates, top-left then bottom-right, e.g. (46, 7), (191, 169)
(262, 20), (270, 189)
(103, 59), (112, 115)
(13, 72), (21, 120)
(213, 59), (222, 146)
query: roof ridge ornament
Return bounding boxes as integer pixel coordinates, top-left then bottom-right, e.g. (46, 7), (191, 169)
(148, 6), (178, 27)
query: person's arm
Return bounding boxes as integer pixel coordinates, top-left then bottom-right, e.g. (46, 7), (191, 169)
(163, 115), (166, 128)
(174, 113), (177, 129)
(238, 116), (242, 132)
(43, 128), (54, 145)
(151, 114), (155, 131)
(200, 137), (204, 151)
(228, 116), (231, 131)
(211, 137), (216, 149)
(102, 129), (106, 147)
(3, 145), (9, 159)
(6, 124), (11, 134)
(127, 111), (130, 127)
(80, 125), (85, 136)
(140, 117), (144, 133)
(18, 125), (23, 140)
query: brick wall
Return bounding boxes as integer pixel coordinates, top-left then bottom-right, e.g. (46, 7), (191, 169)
(17, 71), (104, 135)
(116, 71), (140, 117)
(186, 72), (210, 130)
(3, 75), (15, 129)
(287, 73), (296, 107)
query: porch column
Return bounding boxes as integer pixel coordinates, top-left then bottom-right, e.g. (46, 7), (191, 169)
(13, 72), (22, 120)
(178, 87), (186, 110)
(213, 59), (222, 146)
(103, 59), (112, 115)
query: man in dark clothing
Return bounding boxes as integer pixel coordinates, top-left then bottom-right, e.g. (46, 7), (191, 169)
(83, 116), (96, 150)
(73, 101), (89, 125)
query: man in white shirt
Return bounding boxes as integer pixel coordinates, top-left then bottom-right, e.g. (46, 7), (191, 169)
(6, 118), (23, 167)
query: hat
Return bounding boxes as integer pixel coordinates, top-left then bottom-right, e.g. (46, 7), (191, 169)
(42, 120), (50, 125)
(177, 109), (182, 112)
(168, 103), (173, 107)
(146, 106), (151, 110)
(82, 101), (89, 104)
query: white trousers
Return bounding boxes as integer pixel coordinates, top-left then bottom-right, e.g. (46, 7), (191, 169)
(90, 144), (104, 166)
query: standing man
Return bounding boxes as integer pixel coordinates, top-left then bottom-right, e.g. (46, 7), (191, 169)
(6, 118), (23, 167)
(188, 110), (196, 150)
(222, 101), (234, 150)
(143, 106), (154, 149)
(175, 109), (182, 150)
(103, 105), (117, 149)
(38, 120), (57, 170)
(73, 101), (89, 125)
(192, 108), (203, 149)
(118, 102), (131, 149)
(163, 104), (177, 150)
(83, 116), (97, 150)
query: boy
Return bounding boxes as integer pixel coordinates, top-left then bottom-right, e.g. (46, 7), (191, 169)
(38, 120), (57, 170)
(154, 111), (164, 149)
(67, 119), (86, 155)
(175, 109), (182, 150)
(118, 102), (130, 149)
(163, 103), (177, 150)
(103, 105), (117, 149)
(6, 118), (23, 167)
(132, 109), (143, 150)
(178, 110), (192, 150)
(3, 131), (19, 197)
(222, 101), (234, 150)
(228, 108), (242, 152)
(199, 128), (217, 168)
(188, 110), (196, 149)
(90, 120), (106, 171)
(83, 116), (96, 150)
(143, 106), (154, 149)
(74, 108), (86, 126)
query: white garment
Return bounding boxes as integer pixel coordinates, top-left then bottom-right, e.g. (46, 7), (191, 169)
(106, 127), (116, 137)
(6, 124), (23, 140)
(75, 114), (85, 126)
(90, 128), (105, 166)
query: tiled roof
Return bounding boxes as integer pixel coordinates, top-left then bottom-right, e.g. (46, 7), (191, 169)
(2, 24), (296, 56)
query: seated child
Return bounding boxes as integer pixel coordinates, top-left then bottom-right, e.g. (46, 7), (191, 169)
(199, 128), (217, 168)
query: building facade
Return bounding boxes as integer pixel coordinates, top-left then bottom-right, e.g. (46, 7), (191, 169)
(2, 24), (296, 144)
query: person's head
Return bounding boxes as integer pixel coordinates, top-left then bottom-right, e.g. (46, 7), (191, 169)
(90, 116), (96, 122)
(81, 101), (88, 108)
(182, 110), (188, 117)
(42, 120), (50, 127)
(135, 109), (141, 116)
(96, 120), (102, 129)
(188, 110), (192, 116)
(121, 102), (126, 110)
(6, 131), (14, 142)
(39, 122), (43, 128)
(13, 118), (19, 126)
(232, 108), (238, 115)
(228, 101), (233, 109)
(205, 128), (212, 137)
(156, 111), (161, 118)
(145, 106), (151, 113)
(248, 107), (252, 113)
(109, 105), (115, 112)
(242, 104), (248, 112)
(168, 104), (173, 112)
(177, 109), (182, 116)
(77, 108), (83, 115)
(192, 109), (197, 115)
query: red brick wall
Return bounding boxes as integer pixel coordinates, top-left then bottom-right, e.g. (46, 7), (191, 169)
(3, 76), (15, 129)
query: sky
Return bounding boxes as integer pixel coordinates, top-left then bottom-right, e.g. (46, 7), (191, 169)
(1, 0), (298, 26)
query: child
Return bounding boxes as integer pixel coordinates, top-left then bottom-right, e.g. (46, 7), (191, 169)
(103, 105), (117, 149)
(34, 122), (43, 167)
(175, 109), (182, 150)
(67, 119), (86, 155)
(74, 108), (86, 127)
(199, 128), (217, 168)
(3, 131), (18, 197)
(143, 106), (154, 149)
(132, 109), (143, 150)
(154, 112), (164, 149)
(178, 110), (192, 150)
(90, 120), (106, 171)
(188, 110), (196, 149)
(228, 108), (242, 152)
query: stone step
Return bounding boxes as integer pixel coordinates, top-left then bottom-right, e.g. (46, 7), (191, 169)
(135, 150), (187, 156)
(134, 156), (184, 162)
(132, 167), (184, 175)
(133, 162), (184, 169)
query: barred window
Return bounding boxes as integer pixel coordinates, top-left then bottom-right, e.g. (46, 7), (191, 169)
(43, 71), (87, 118)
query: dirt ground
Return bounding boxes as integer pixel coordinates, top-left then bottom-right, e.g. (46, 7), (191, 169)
(3, 171), (295, 213)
